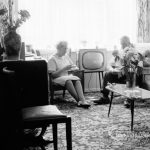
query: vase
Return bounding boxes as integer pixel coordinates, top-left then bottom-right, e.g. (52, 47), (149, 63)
(3, 29), (21, 59)
(126, 71), (136, 88)
(4, 29), (21, 47)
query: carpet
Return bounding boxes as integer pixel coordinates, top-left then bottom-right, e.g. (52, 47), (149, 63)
(25, 92), (150, 150)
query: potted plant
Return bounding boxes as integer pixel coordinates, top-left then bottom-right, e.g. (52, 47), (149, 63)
(0, 1), (30, 49)
(121, 47), (143, 88)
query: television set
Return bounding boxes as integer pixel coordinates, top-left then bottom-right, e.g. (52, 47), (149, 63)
(78, 49), (107, 72)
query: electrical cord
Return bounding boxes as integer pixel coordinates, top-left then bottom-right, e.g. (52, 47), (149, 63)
(87, 73), (93, 92)
(87, 72), (100, 92)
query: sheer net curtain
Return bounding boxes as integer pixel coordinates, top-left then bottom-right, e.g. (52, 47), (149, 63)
(18, 0), (137, 52)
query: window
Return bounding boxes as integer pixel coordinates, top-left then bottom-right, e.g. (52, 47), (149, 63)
(18, 0), (137, 51)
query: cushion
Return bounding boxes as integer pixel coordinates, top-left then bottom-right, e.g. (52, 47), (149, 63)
(22, 105), (66, 121)
(143, 58), (150, 67)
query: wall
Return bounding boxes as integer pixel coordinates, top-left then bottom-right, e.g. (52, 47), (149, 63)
(137, 0), (150, 42)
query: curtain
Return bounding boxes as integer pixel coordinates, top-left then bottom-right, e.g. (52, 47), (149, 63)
(137, 0), (150, 42)
(18, 0), (137, 51)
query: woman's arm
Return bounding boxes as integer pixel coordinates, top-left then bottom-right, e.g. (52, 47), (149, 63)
(48, 57), (73, 78)
(51, 64), (72, 78)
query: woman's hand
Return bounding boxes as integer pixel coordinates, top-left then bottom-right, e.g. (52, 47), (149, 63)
(51, 64), (72, 78)
(63, 65), (72, 71)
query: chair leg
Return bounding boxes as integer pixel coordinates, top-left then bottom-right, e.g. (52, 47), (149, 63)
(66, 117), (72, 150)
(63, 89), (66, 98)
(41, 145), (46, 150)
(50, 90), (54, 104)
(52, 123), (58, 150)
(39, 125), (47, 137)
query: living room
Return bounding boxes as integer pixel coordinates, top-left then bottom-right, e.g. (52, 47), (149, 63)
(1, 0), (150, 150)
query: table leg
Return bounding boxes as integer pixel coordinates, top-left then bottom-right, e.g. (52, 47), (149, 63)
(108, 92), (113, 117)
(98, 72), (101, 90)
(101, 71), (104, 79)
(130, 98), (135, 131)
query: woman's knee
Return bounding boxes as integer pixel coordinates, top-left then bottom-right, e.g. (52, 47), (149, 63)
(65, 80), (73, 87)
(73, 80), (80, 84)
(72, 80), (82, 86)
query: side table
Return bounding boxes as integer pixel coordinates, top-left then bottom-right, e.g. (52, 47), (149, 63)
(106, 84), (150, 131)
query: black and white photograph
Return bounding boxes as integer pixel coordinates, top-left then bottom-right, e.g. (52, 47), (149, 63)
(1, 0), (150, 149)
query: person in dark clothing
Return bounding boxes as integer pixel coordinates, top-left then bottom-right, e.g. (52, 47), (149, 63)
(94, 36), (140, 105)
(94, 49), (126, 104)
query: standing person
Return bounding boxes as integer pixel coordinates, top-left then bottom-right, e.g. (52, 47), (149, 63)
(93, 36), (134, 105)
(48, 41), (91, 108)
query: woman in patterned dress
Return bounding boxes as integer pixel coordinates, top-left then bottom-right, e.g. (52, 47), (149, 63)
(48, 41), (90, 108)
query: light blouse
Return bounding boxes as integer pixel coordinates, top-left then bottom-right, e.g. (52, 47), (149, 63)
(48, 54), (80, 86)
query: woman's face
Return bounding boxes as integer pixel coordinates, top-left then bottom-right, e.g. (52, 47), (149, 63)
(57, 44), (67, 56)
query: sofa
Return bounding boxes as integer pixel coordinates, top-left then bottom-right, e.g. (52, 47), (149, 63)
(135, 43), (150, 90)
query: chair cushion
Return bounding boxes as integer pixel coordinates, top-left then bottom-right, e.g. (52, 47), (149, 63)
(22, 105), (66, 121)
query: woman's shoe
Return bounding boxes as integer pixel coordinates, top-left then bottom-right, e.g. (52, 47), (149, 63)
(77, 101), (91, 109)
(124, 99), (130, 108)
(93, 97), (110, 105)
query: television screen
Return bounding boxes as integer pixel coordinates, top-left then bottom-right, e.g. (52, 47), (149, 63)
(78, 49), (107, 71)
(82, 51), (104, 70)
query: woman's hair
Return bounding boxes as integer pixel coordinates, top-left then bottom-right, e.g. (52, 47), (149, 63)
(56, 41), (68, 50)
(4, 32), (21, 57)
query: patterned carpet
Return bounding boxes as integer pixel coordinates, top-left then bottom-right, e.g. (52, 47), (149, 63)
(26, 92), (150, 150)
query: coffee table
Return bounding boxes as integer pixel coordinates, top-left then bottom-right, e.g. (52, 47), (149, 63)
(106, 84), (150, 131)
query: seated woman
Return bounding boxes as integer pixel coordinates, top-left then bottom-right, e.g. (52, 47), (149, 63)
(48, 41), (90, 108)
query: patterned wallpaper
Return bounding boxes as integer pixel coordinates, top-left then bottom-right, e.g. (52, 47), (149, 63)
(137, 0), (150, 42)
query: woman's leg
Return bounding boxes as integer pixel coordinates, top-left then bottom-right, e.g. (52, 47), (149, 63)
(65, 80), (79, 101)
(72, 80), (86, 102)
(66, 80), (90, 107)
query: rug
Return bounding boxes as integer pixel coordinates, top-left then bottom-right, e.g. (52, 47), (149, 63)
(26, 92), (150, 150)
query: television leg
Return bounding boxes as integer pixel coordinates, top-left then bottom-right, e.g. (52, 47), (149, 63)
(98, 72), (101, 90)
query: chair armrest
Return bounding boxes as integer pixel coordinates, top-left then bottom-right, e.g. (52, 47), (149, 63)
(68, 69), (84, 79)
(48, 71), (54, 80)
(2, 67), (15, 74)
(48, 72), (54, 90)
(142, 67), (150, 75)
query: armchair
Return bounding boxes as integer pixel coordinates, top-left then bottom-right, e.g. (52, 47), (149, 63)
(0, 60), (72, 150)
(142, 67), (150, 90)
(49, 69), (84, 104)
